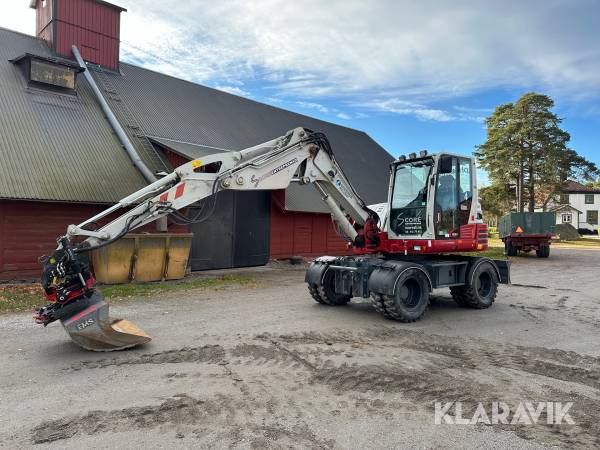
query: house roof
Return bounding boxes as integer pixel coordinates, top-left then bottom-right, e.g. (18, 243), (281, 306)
(563, 180), (600, 194)
(0, 27), (394, 211)
(549, 204), (582, 214)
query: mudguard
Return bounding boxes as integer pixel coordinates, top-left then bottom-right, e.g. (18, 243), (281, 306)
(305, 256), (338, 285)
(464, 258), (510, 287)
(368, 260), (433, 296)
(492, 259), (511, 284)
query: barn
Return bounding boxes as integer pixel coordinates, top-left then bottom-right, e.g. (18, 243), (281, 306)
(0, 0), (393, 280)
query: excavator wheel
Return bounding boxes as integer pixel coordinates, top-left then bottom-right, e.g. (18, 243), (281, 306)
(449, 287), (471, 307)
(307, 283), (326, 304)
(309, 268), (351, 306)
(449, 261), (498, 309)
(60, 291), (151, 351)
(372, 269), (430, 322)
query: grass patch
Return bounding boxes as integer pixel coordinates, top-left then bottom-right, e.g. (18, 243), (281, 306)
(553, 238), (600, 248)
(100, 275), (256, 300)
(0, 285), (44, 314)
(490, 236), (600, 249)
(0, 275), (256, 315)
(453, 246), (507, 260)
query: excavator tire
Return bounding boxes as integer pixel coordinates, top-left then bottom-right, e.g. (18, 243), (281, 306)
(311, 268), (351, 306)
(308, 283), (326, 304)
(449, 286), (471, 307)
(370, 292), (386, 315)
(371, 269), (430, 322)
(449, 261), (498, 309)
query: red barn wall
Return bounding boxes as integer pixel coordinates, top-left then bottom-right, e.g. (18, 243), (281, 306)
(269, 191), (350, 259)
(0, 200), (104, 280)
(34, 0), (54, 47)
(162, 148), (189, 169)
(54, 0), (122, 70)
(33, 0), (123, 70)
(0, 200), (188, 280)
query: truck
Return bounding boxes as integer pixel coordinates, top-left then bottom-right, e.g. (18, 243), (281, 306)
(34, 127), (511, 351)
(499, 212), (555, 258)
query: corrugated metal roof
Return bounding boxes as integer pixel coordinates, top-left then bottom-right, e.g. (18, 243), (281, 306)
(0, 27), (394, 211)
(148, 136), (229, 160)
(0, 27), (147, 203)
(101, 62), (394, 209)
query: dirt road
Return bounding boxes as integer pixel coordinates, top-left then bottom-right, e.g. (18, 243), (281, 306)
(1, 248), (599, 449)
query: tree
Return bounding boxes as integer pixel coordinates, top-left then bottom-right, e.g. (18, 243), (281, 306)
(475, 93), (598, 212)
(587, 177), (600, 189)
(479, 184), (513, 225)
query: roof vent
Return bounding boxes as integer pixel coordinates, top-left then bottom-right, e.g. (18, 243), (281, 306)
(10, 53), (84, 94)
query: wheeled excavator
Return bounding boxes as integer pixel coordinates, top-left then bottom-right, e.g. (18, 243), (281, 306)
(34, 127), (510, 351)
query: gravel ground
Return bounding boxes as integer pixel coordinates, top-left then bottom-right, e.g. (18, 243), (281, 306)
(0, 248), (599, 449)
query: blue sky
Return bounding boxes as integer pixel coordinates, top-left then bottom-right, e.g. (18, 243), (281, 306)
(2, 1), (599, 185)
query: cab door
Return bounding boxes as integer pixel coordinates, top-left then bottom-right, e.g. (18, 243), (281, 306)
(434, 156), (473, 239)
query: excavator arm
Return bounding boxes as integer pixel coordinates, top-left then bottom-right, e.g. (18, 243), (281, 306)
(68, 127), (376, 248)
(35, 128), (379, 351)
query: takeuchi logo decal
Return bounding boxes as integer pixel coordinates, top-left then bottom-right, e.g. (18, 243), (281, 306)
(251, 158), (298, 187)
(335, 178), (353, 199)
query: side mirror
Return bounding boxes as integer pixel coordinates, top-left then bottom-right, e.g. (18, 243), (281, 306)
(439, 156), (453, 174)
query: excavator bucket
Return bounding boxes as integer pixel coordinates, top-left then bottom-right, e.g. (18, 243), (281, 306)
(60, 291), (151, 351)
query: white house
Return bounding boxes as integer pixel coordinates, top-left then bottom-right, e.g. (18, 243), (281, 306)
(555, 181), (600, 233)
(550, 204), (581, 229)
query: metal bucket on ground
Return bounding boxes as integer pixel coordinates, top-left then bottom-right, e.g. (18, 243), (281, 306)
(60, 291), (151, 351)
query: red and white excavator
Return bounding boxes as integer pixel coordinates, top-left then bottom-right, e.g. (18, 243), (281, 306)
(35, 127), (510, 351)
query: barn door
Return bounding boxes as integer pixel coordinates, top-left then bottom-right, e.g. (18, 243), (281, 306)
(187, 191), (235, 270)
(187, 191), (270, 271)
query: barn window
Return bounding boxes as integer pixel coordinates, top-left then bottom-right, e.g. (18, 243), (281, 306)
(10, 53), (83, 94)
(585, 194), (594, 204)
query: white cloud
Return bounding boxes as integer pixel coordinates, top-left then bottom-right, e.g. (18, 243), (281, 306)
(336, 112), (352, 120)
(0, 3), (35, 35)
(359, 99), (454, 122)
(2, 0), (598, 120)
(112, 1), (600, 102)
(296, 101), (330, 113)
(213, 85), (252, 97)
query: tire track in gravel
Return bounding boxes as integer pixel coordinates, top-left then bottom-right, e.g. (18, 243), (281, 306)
(30, 393), (335, 448)
(258, 328), (600, 390)
(257, 329), (600, 448)
(68, 345), (225, 371)
(48, 329), (600, 448)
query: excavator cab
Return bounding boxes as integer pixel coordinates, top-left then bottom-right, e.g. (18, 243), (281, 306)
(387, 152), (479, 249)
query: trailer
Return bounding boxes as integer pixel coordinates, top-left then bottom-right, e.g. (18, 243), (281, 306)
(498, 212), (555, 257)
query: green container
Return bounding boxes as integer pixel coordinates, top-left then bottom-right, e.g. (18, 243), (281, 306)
(498, 212), (556, 238)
